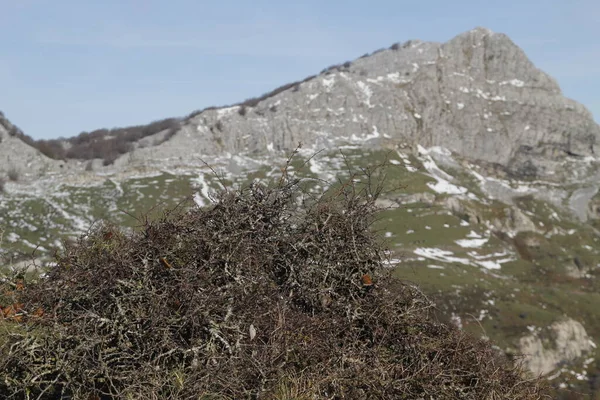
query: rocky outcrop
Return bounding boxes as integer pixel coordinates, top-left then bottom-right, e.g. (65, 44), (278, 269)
(519, 318), (595, 376)
(438, 195), (540, 235)
(587, 191), (600, 220)
(145, 27), (599, 181)
(0, 113), (63, 179)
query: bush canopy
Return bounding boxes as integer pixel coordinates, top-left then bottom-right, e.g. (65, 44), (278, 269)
(0, 158), (547, 399)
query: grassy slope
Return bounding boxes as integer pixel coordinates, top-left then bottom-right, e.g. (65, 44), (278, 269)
(1, 148), (600, 395)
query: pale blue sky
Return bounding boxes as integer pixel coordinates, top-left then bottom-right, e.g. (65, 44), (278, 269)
(0, 0), (598, 139)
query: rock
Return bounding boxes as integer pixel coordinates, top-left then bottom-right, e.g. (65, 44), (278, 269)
(438, 197), (483, 225)
(396, 192), (436, 205)
(145, 27), (600, 181)
(519, 318), (595, 376)
(491, 206), (539, 234)
(375, 198), (399, 209)
(587, 193), (600, 220)
(565, 256), (593, 279)
(437, 195), (533, 234)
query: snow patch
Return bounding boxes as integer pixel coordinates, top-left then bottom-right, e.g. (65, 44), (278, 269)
(216, 106), (239, 117)
(428, 180), (468, 195)
(6, 232), (20, 242)
(350, 125), (380, 142)
(386, 72), (402, 83)
(417, 146), (468, 195)
(383, 258), (402, 267)
(356, 81), (373, 108)
(455, 237), (488, 248)
(191, 172), (212, 207)
(500, 79), (525, 87)
(428, 264), (446, 269)
(476, 260), (503, 270)
(322, 76), (335, 90)
(414, 247), (471, 265)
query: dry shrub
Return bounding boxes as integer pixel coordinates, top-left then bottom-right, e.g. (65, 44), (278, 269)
(36, 139), (67, 160)
(4, 118), (180, 162)
(0, 158), (548, 399)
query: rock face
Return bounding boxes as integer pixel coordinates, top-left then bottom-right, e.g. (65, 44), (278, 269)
(148, 27), (599, 180)
(519, 318), (595, 376)
(0, 113), (62, 178)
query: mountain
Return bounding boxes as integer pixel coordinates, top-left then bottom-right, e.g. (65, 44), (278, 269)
(146, 27), (598, 181)
(0, 113), (64, 178)
(5, 27), (599, 183)
(2, 27), (600, 398)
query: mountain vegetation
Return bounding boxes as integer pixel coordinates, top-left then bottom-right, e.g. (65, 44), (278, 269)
(1, 111), (179, 166)
(0, 159), (548, 399)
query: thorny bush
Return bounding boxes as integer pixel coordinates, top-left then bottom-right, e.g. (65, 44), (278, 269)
(0, 157), (548, 399)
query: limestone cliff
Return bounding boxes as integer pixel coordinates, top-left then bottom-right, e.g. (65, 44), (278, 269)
(149, 27), (599, 181)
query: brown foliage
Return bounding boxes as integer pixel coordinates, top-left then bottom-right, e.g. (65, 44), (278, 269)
(64, 118), (179, 165)
(35, 139), (67, 160)
(0, 158), (548, 399)
(2, 116), (180, 165)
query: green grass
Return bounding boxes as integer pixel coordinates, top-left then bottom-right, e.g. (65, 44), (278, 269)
(2, 147), (600, 395)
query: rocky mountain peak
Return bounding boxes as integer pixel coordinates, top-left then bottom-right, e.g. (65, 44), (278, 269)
(136, 27), (598, 181)
(2, 27), (599, 184)
(444, 26), (561, 94)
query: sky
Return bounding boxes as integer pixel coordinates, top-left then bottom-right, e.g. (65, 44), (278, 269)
(0, 0), (598, 140)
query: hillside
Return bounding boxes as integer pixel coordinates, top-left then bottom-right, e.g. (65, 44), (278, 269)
(2, 26), (600, 397)
(162, 27), (599, 183)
